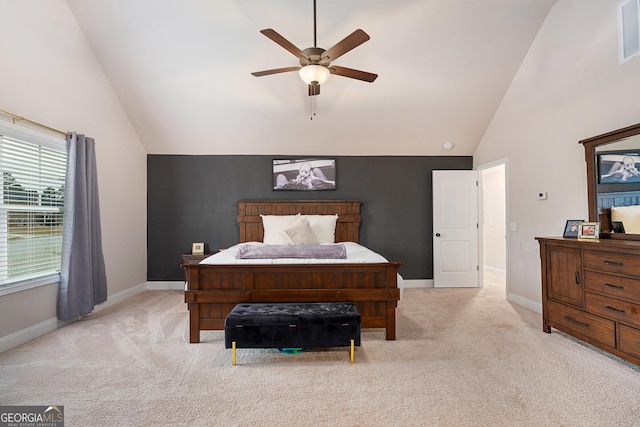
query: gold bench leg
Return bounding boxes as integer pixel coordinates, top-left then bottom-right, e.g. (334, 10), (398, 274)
(350, 339), (355, 364)
(232, 341), (237, 366)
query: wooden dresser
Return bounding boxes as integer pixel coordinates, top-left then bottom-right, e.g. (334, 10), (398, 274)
(537, 237), (640, 365)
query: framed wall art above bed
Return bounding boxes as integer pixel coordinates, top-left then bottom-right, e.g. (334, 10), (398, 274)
(273, 158), (336, 191)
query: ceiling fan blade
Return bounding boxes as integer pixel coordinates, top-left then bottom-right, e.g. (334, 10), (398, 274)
(308, 83), (320, 96)
(329, 65), (378, 83)
(321, 29), (370, 63)
(260, 28), (303, 58)
(251, 66), (301, 77)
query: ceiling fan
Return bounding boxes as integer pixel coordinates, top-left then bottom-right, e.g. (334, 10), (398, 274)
(251, 0), (377, 96)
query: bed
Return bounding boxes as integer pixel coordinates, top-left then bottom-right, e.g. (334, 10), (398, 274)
(182, 200), (403, 342)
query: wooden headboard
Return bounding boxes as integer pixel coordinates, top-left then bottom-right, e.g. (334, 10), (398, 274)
(237, 200), (362, 243)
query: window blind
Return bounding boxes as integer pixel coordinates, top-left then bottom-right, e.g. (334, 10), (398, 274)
(0, 133), (67, 287)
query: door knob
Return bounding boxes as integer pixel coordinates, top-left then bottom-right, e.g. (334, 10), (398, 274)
(435, 233), (441, 237)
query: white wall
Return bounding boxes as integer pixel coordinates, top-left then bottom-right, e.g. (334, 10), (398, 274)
(0, 1), (147, 340)
(474, 0), (640, 310)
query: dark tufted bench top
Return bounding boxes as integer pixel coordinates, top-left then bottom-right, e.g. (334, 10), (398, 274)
(225, 302), (360, 327)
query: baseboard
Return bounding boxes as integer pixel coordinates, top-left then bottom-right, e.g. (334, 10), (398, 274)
(484, 265), (506, 276)
(401, 279), (433, 289)
(93, 282), (148, 313)
(507, 292), (542, 314)
(0, 281), (149, 354)
(0, 317), (59, 354)
(398, 279), (432, 299)
(147, 281), (184, 290)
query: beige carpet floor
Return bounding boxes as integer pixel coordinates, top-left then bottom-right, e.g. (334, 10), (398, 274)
(1, 280), (640, 426)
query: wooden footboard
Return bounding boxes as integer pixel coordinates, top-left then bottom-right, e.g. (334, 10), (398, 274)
(183, 262), (402, 342)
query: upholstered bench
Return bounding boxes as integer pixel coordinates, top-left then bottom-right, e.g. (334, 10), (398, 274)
(224, 302), (361, 365)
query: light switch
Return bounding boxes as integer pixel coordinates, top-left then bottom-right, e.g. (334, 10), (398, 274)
(537, 191), (548, 200)
(510, 222), (518, 232)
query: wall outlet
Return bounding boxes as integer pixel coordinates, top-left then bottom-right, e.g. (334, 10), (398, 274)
(537, 191), (548, 200)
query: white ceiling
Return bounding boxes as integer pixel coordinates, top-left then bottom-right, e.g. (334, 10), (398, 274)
(66, 0), (558, 156)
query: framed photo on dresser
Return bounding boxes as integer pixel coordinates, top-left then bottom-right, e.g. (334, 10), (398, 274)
(612, 221), (626, 233)
(577, 222), (600, 240)
(563, 220), (583, 238)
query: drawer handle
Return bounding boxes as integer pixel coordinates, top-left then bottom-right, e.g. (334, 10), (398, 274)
(603, 260), (624, 266)
(605, 305), (626, 313)
(564, 316), (589, 328)
(604, 283), (625, 290)
(575, 271), (580, 285)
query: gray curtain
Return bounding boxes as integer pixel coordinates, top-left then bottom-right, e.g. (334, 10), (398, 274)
(57, 132), (107, 320)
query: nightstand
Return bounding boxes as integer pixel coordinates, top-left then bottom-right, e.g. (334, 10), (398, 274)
(181, 253), (212, 281)
(181, 253), (212, 265)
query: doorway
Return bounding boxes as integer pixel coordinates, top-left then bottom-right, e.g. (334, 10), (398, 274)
(478, 160), (508, 294)
(432, 170), (479, 288)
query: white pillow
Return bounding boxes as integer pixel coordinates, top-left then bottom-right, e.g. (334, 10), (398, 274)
(301, 214), (338, 243)
(283, 217), (319, 245)
(261, 214), (299, 244)
(611, 205), (640, 233)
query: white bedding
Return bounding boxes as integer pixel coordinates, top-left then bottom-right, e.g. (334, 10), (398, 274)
(200, 241), (389, 265)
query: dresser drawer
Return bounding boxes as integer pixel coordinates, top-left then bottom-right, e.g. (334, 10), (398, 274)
(619, 324), (640, 360)
(584, 270), (640, 301)
(585, 291), (640, 329)
(583, 250), (640, 277)
(547, 300), (615, 348)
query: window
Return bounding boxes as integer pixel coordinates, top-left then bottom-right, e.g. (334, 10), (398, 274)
(0, 121), (66, 292)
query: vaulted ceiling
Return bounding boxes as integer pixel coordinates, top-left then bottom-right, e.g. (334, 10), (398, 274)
(66, 0), (558, 156)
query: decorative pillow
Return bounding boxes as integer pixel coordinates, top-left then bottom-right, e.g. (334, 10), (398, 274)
(261, 214), (299, 244)
(282, 217), (319, 245)
(301, 214), (339, 243)
(611, 205), (640, 233)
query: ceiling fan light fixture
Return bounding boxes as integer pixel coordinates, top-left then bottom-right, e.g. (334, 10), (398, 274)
(299, 64), (330, 85)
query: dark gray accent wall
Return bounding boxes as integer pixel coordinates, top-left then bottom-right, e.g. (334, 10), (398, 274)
(147, 155), (473, 281)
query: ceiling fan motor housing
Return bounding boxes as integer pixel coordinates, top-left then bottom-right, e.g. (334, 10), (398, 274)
(300, 47), (327, 66)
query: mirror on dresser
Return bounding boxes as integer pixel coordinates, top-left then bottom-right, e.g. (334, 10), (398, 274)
(580, 122), (640, 239)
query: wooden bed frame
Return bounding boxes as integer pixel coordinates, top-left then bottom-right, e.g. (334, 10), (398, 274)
(182, 200), (402, 342)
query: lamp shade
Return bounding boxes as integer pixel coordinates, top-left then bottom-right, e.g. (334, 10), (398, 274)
(299, 65), (330, 85)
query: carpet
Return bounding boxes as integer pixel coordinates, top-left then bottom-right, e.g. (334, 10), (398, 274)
(1, 280), (639, 426)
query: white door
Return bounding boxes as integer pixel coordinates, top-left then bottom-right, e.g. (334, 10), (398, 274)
(433, 170), (479, 288)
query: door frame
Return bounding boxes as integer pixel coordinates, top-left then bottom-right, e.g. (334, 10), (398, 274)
(476, 158), (510, 297)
